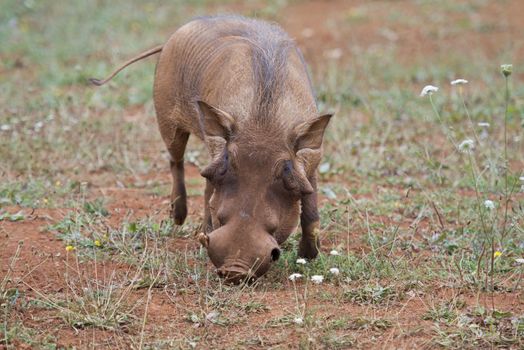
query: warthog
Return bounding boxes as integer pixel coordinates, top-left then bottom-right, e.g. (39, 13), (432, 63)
(91, 15), (332, 283)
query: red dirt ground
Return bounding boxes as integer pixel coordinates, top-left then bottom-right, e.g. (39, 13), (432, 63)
(2, 0), (524, 349)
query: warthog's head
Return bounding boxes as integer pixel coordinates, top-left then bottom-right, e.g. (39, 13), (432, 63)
(196, 101), (332, 283)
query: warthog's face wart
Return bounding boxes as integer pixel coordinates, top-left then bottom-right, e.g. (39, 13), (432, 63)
(197, 101), (331, 283)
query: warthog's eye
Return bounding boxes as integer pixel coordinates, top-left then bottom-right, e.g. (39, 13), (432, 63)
(280, 160), (301, 196)
(218, 152), (228, 176)
(283, 160), (292, 176)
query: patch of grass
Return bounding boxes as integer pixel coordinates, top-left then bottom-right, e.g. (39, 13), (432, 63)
(1, 321), (58, 350)
(318, 332), (355, 349)
(238, 300), (269, 314)
(1, 243), (60, 349)
(0, 178), (79, 208)
(83, 198), (109, 217)
(348, 316), (393, 331)
(423, 300), (465, 324)
(0, 211), (25, 222)
(21, 258), (140, 332)
(1, 242), (23, 309)
(343, 284), (399, 305)
(48, 207), (208, 292)
(59, 286), (135, 331)
(270, 238), (415, 286)
(325, 315), (393, 332)
(431, 307), (524, 349)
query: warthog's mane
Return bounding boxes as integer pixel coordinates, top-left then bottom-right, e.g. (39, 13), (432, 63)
(196, 15), (309, 121)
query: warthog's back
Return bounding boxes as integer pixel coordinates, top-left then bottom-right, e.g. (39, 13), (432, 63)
(154, 15), (318, 142)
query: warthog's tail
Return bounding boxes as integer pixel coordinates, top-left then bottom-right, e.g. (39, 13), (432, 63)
(89, 45), (163, 86)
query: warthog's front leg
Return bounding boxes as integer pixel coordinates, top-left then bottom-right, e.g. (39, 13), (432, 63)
(298, 175), (320, 259)
(203, 179), (214, 234)
(167, 129), (189, 225)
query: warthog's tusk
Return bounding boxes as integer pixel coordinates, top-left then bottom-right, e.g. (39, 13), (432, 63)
(197, 232), (209, 248)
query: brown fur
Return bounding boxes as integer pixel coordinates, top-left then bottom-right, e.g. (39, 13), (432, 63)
(91, 15), (332, 282)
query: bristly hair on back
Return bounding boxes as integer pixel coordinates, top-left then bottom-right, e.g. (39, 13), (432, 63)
(197, 15), (298, 121)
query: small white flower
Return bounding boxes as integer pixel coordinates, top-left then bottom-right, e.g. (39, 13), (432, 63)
(519, 176), (524, 182)
(478, 122), (490, 127)
(329, 250), (340, 256)
(420, 85), (439, 97)
(515, 258), (524, 264)
(288, 273), (303, 281)
(296, 258), (307, 265)
(451, 79), (468, 85)
(329, 267), (340, 275)
(484, 200), (495, 210)
(293, 317), (304, 325)
(501, 64), (512, 77)
(311, 275), (324, 284)
(458, 139), (475, 152)
(34, 121), (44, 129)
(0, 124), (11, 131)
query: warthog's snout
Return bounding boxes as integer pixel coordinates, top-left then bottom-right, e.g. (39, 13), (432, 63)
(200, 225), (281, 283)
(216, 263), (253, 284)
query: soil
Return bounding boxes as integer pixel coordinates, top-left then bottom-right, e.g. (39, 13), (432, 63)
(2, 0), (524, 349)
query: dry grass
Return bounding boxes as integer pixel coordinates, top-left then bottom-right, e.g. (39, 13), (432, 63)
(1, 0), (523, 348)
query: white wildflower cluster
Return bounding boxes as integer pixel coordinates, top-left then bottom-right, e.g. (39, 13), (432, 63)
(420, 85), (439, 97)
(288, 273), (303, 281)
(420, 78), (470, 97)
(458, 139), (475, 153)
(501, 64), (512, 77)
(310, 275), (324, 284)
(34, 121), (44, 131)
(289, 249), (344, 285)
(329, 268), (340, 275)
(293, 317), (304, 325)
(484, 200), (495, 210)
(451, 79), (468, 85)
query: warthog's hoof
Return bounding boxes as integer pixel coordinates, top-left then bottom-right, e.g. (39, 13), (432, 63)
(171, 199), (187, 225)
(298, 237), (320, 259)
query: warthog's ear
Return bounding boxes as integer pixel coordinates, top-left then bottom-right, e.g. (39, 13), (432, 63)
(293, 113), (333, 151)
(292, 113), (333, 178)
(198, 101), (236, 179)
(197, 101), (236, 140)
